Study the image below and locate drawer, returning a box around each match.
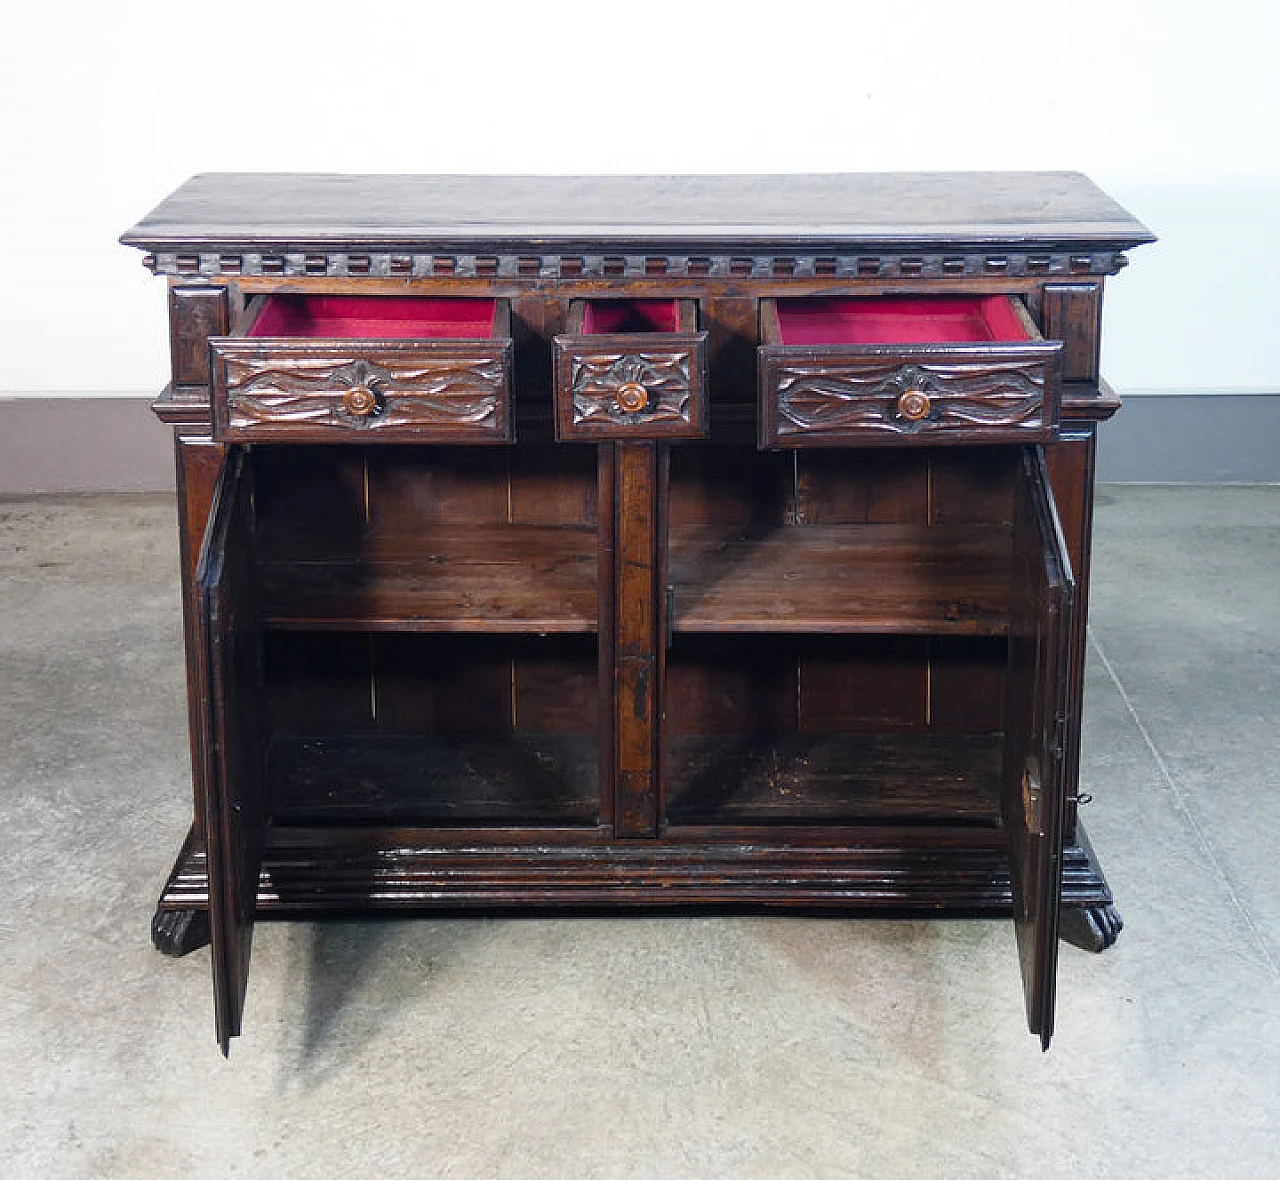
[553,299,708,441]
[210,296,513,443]
[758,296,1062,448]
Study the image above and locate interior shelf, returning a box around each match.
[669,523,1012,635]
[267,734,600,826]
[256,522,598,633]
[665,733,1003,826]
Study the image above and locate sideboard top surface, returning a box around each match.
[121,172,1154,253]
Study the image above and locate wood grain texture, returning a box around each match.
[255,523,598,632]
[1045,425,1097,841]
[130,173,1145,1051]
[211,340,513,443]
[267,735,599,825]
[123,172,1155,251]
[195,450,266,1053]
[153,824,1117,909]
[665,733,1002,825]
[761,352,1063,448]
[554,301,708,441]
[1003,447,1074,1048]
[173,434,225,857]
[611,443,665,836]
[170,285,227,390]
[669,523,1012,634]
[122,174,1154,282]
[1042,282,1102,383]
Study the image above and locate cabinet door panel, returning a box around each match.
[1006,447,1075,1048]
[196,448,266,1054]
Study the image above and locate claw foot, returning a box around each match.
[1060,903,1123,952]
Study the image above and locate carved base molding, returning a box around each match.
[154,821,1116,931]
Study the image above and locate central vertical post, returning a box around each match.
[610,441,667,837]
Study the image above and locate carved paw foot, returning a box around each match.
[1060,903,1124,953]
[151,908,210,957]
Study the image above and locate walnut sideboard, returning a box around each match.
[121,173,1153,1053]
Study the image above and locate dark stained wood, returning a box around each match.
[176,434,228,583]
[669,445,791,529]
[1042,283,1102,383]
[665,733,1002,826]
[122,172,1156,252]
[267,735,599,826]
[611,443,665,837]
[210,300,513,444]
[670,523,1013,634]
[553,300,709,441]
[665,636,799,737]
[1004,448,1074,1048]
[759,298,1064,448]
[156,823,1117,909]
[514,639,600,735]
[596,444,617,829]
[800,636,929,732]
[152,904,211,957]
[794,450,931,525]
[130,172,1147,1052]
[265,632,377,735]
[701,296,758,403]
[253,445,368,533]
[928,447,1017,525]
[929,637,1006,733]
[509,444,599,526]
[1060,902,1124,952]
[255,523,599,633]
[172,434,226,866]
[169,285,227,391]
[365,446,508,526]
[372,635,510,736]
[1045,425,1096,841]
[195,450,266,1054]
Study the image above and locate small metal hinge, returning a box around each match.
[1051,714,1069,760]
[1022,758,1044,837]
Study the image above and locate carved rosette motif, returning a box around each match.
[570,350,694,429]
[215,346,509,439]
[773,359,1048,440]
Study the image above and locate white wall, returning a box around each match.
[2,0,1276,397]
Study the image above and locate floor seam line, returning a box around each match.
[1089,624,1280,979]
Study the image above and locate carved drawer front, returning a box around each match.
[553,299,708,441]
[210,296,513,443]
[759,296,1062,448]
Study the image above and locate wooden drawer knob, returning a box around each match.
[896,388,931,421]
[615,381,651,414]
[342,383,380,417]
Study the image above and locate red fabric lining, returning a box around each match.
[581,299,681,335]
[774,296,1031,345]
[249,296,498,339]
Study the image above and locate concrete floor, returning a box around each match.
[1,486,1277,1179]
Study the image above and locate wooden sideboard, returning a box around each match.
[121,173,1153,1053]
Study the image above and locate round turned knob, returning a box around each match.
[896,388,932,421]
[342,383,380,417]
[615,381,651,414]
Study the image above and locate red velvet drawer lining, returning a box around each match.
[249,296,499,340]
[774,296,1032,346]
[580,299,681,335]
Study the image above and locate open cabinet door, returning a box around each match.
[1005,447,1075,1049]
[194,448,266,1055]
